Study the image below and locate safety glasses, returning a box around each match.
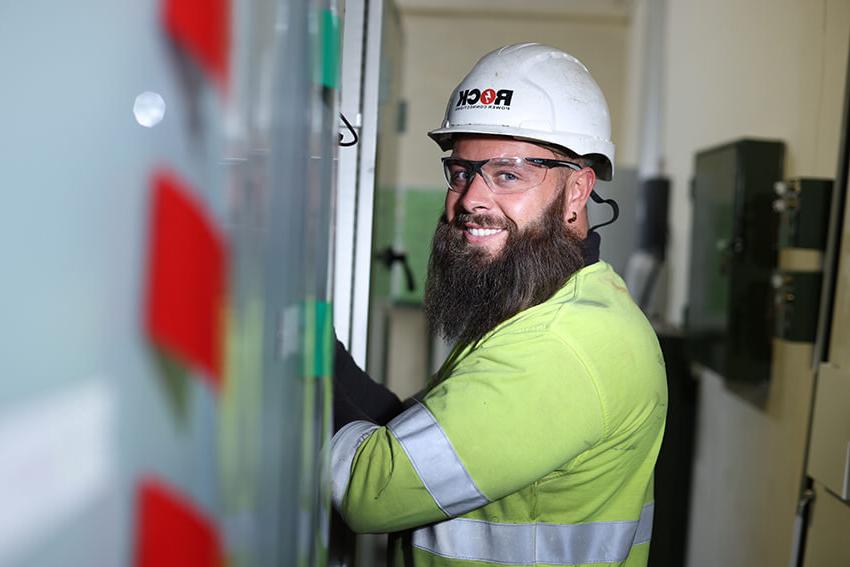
[441,157,582,195]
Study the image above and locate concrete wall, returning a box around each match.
[659,0,850,564]
[664,0,850,325]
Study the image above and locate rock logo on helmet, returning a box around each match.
[455,88,513,109]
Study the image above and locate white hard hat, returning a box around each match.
[428,43,615,181]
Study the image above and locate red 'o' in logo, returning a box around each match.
[480,89,496,105]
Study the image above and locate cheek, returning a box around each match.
[502,187,561,228]
[444,192,460,221]
[498,197,540,228]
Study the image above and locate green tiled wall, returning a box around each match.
[371,183,398,300]
[397,188,445,304]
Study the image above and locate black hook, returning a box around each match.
[338,113,359,147]
[375,247,416,292]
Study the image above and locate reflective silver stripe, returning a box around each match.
[387,401,489,516]
[412,502,655,565]
[633,501,654,545]
[330,420,379,509]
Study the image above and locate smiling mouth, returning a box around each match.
[466,227,504,237]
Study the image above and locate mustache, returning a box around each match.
[450,213,516,231]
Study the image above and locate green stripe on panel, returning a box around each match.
[320,9,339,89]
[303,300,333,379]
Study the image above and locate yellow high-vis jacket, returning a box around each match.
[331,261,668,566]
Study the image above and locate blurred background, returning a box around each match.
[1,0,849,565]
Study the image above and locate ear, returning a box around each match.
[563,167,596,222]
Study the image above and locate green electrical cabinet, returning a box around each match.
[685,139,785,383]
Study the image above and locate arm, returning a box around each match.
[333,338,403,431]
[330,331,605,533]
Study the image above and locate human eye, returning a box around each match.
[492,165,527,185]
[448,166,470,184]
[495,170,519,182]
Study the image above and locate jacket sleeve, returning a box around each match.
[333,338,403,432]
[330,331,606,533]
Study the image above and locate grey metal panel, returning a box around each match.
[0,0,337,564]
[333,0,367,350]
[350,0,385,369]
[0,2,224,564]
[333,0,403,376]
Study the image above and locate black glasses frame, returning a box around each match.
[441,157,583,193]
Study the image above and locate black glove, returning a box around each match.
[333,338,403,432]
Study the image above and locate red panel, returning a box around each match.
[146,169,226,390]
[135,478,223,567]
[162,0,230,90]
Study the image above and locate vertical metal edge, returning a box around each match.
[844,442,850,501]
[332,0,366,350]
[794,33,850,567]
[788,484,815,567]
[637,0,667,180]
[349,0,384,368]
[813,34,850,369]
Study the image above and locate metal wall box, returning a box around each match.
[773,271,823,341]
[685,139,785,382]
[807,364,850,501]
[775,178,833,250]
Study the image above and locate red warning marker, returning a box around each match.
[145,169,227,391]
[135,478,223,567]
[162,0,231,90]
[481,88,496,105]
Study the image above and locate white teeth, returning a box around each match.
[468,227,503,237]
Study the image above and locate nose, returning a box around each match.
[457,170,494,213]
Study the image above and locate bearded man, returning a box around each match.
[331,43,668,567]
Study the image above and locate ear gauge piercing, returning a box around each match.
[567,211,577,224]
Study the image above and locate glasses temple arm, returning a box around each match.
[588,190,620,232]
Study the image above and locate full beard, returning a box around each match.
[424,191,586,347]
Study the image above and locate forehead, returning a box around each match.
[450,135,556,160]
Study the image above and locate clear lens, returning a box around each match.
[443,160,473,190]
[442,157,548,194]
[483,158,546,192]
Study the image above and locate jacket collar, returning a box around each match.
[582,230,601,266]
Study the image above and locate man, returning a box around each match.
[331,43,667,566]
